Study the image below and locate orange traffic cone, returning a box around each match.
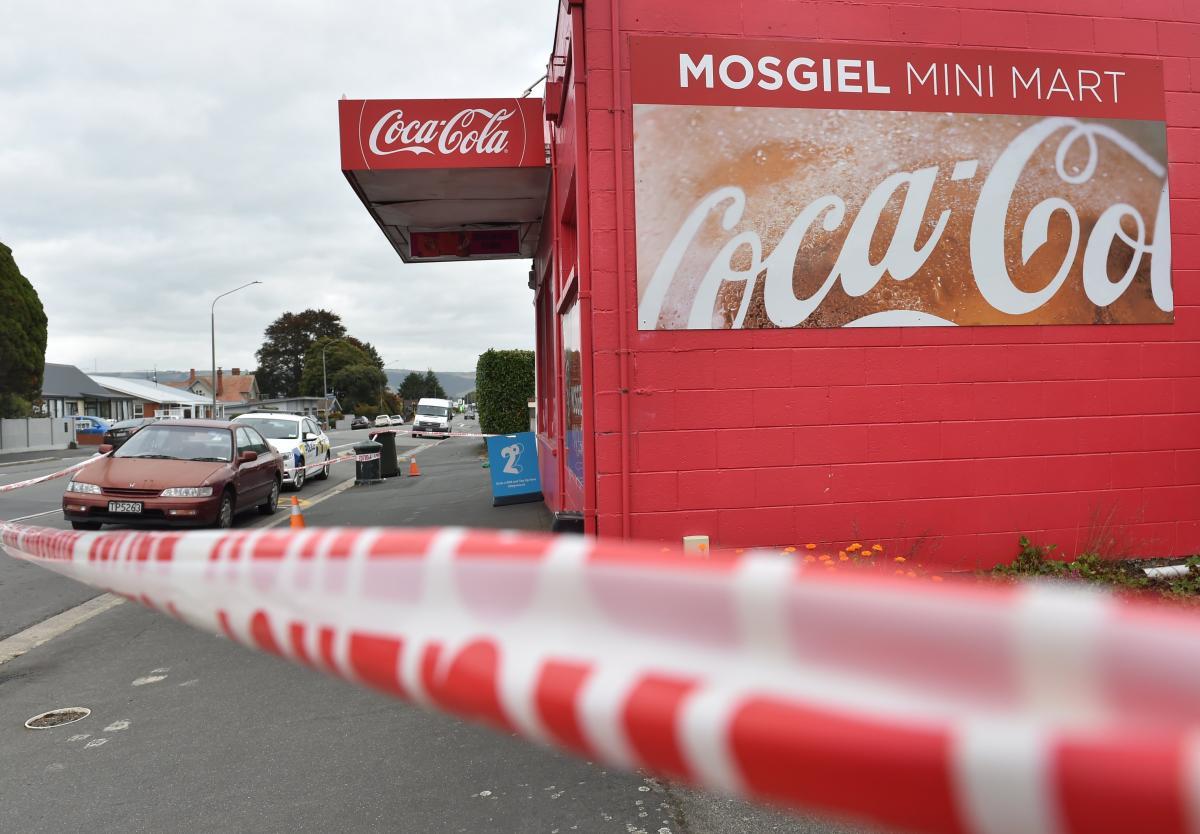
[289,495,305,528]
[408,457,421,477]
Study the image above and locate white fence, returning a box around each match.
[0,418,74,454]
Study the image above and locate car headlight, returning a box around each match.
[160,486,214,498]
[66,481,101,494]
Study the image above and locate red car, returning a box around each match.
[62,420,284,530]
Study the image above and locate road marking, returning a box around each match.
[103,720,130,732]
[0,594,124,666]
[0,456,56,469]
[131,673,167,686]
[84,738,108,749]
[6,508,62,523]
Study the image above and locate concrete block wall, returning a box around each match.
[580,0,1200,568]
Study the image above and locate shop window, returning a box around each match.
[561,298,584,486]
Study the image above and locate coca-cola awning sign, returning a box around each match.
[631,37,1172,330]
[340,98,545,171]
[339,98,550,263]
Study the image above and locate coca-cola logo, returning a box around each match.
[368,107,515,157]
[636,112,1171,330]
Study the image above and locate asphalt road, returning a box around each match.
[0,417,878,834]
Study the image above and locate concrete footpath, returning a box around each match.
[305,433,554,532]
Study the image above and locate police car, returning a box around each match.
[231,412,331,491]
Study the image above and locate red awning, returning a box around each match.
[340,98,549,263]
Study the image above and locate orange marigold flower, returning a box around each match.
[837,550,847,559]
[931,576,945,583]
[893,556,907,563]
[839,555,849,562]
[819,553,832,561]
[848,542,862,551]
[735,548,745,555]
[804,543,817,550]
[872,544,884,551]
[803,555,816,563]
[784,546,797,553]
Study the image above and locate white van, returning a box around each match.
[412,398,452,438]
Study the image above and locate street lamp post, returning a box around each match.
[210,281,262,419]
[321,344,329,428]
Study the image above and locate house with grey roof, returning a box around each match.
[37,363,133,420]
[90,375,219,420]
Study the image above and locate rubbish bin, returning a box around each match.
[354,439,383,485]
[369,429,400,478]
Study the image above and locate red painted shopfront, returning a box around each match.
[343,0,1199,570]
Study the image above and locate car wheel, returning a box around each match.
[314,454,330,480]
[71,521,102,531]
[291,462,306,492]
[258,478,280,515]
[214,491,235,529]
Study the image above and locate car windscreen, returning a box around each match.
[234,417,299,440]
[416,405,449,418]
[109,419,146,430]
[112,426,232,462]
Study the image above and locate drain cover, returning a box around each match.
[25,707,91,730]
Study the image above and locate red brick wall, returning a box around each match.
[580,0,1200,568]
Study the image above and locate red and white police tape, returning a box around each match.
[368,428,502,440]
[2,518,1199,834]
[0,454,100,493]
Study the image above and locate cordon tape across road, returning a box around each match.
[3,457,1200,834]
[0,454,101,493]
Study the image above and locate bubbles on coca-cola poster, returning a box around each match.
[633,105,1171,330]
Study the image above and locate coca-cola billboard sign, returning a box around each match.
[631,37,1171,330]
[340,98,544,171]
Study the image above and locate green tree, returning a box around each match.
[422,369,447,399]
[0,243,48,418]
[398,371,425,402]
[254,310,345,398]
[342,335,384,370]
[299,337,383,399]
[475,349,534,435]
[330,363,387,409]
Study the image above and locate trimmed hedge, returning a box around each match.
[476,349,534,436]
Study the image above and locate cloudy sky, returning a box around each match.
[0,1,555,375]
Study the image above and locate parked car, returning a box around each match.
[102,417,159,450]
[61,420,283,530]
[389,414,405,426]
[350,416,371,430]
[465,408,477,420]
[232,412,331,491]
[70,415,110,434]
[412,397,453,437]
[374,415,391,428]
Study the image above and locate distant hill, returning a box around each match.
[384,369,476,399]
[99,369,477,399]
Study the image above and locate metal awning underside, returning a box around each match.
[343,165,550,263]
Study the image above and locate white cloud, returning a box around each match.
[0,1,556,373]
